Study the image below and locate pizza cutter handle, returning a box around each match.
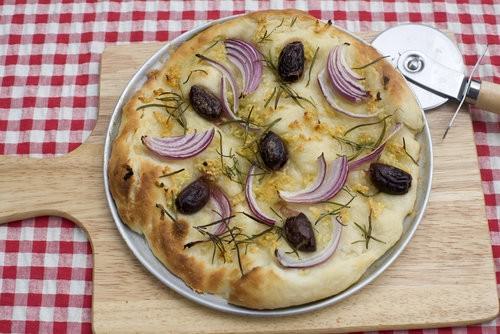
[473,80,500,114]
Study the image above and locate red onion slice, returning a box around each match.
[226,51,249,93]
[279,153,327,200]
[245,165,276,226]
[220,77,260,131]
[147,131,207,153]
[225,39,262,94]
[196,54,239,116]
[328,47,366,102]
[327,44,368,102]
[210,185,232,235]
[147,131,198,147]
[220,77,236,120]
[339,44,364,80]
[349,122,402,170]
[279,156,348,204]
[276,216,343,268]
[318,69,382,119]
[142,128,215,159]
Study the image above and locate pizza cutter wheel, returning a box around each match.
[372,24,500,137]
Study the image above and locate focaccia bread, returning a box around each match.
[108,9,424,309]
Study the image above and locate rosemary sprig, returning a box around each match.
[186,212,282,274]
[155,203,177,223]
[227,225,244,274]
[159,168,185,178]
[344,115,392,137]
[186,215,236,263]
[216,130,245,185]
[239,117,282,153]
[290,16,298,27]
[306,47,319,87]
[333,136,373,161]
[182,69,208,84]
[262,50,278,76]
[258,18,285,43]
[334,114,389,161]
[351,210,385,249]
[274,87,283,109]
[315,190,356,225]
[260,117,282,137]
[136,103,174,111]
[373,116,388,148]
[343,115,392,137]
[262,51,315,110]
[158,91,182,98]
[278,83,316,109]
[218,119,259,127]
[194,214,236,230]
[269,207,283,220]
[402,138,419,165]
[137,92,188,133]
[264,87,277,108]
[239,211,284,242]
[204,39,221,52]
[155,96,183,102]
[242,106,254,144]
[352,55,390,70]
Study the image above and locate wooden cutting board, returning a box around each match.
[0,31,498,333]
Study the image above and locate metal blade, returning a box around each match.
[397,50,466,101]
[371,24,466,110]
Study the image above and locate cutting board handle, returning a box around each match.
[0,143,102,225]
[0,155,71,223]
[475,80,500,114]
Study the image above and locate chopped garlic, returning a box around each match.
[368,198,384,218]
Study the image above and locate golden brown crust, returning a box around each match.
[108,9,424,309]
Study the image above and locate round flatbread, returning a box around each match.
[108,9,424,309]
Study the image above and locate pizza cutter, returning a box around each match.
[371,24,500,138]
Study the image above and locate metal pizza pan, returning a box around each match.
[103,14,433,316]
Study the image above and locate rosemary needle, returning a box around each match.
[442,45,488,140]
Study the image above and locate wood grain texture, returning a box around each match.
[476,80,500,114]
[0,31,497,333]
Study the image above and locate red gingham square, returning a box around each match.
[0,1,498,333]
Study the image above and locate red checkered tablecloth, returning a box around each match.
[0,1,498,333]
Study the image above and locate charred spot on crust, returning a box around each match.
[383,75,390,89]
[172,219,189,240]
[376,92,381,101]
[123,165,134,181]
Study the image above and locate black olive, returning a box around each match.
[189,85,222,121]
[283,213,316,252]
[259,131,288,171]
[175,178,210,214]
[369,163,412,195]
[278,41,304,83]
